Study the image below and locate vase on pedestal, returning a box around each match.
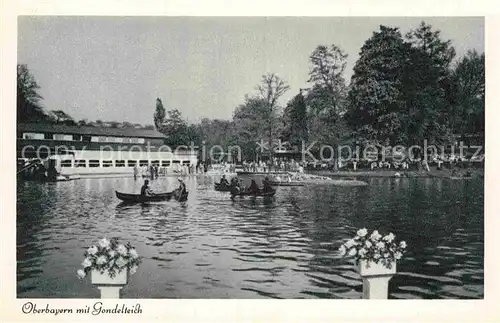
[357,260,396,299]
[91,269,128,298]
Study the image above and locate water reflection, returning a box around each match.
[17,176,483,299]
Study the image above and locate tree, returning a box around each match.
[122,121,134,128]
[161,109,190,147]
[78,119,88,126]
[153,98,166,131]
[108,121,122,128]
[402,21,457,145]
[233,96,273,161]
[282,90,308,149]
[255,73,290,157]
[51,110,76,125]
[449,50,485,139]
[346,25,408,146]
[308,44,348,115]
[17,64,51,122]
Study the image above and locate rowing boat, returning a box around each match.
[116,189,188,203]
[115,190,173,203]
[214,182,233,191]
[230,190,276,197]
[269,181,304,187]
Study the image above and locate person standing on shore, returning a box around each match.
[133,164,139,180]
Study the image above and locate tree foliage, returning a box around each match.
[346,25,407,146]
[308,45,348,115]
[153,98,166,131]
[17,64,52,123]
[51,110,76,125]
[448,50,485,139]
[256,73,290,154]
[282,90,308,148]
[402,22,456,145]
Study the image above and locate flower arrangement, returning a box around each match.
[338,228,407,269]
[77,238,141,279]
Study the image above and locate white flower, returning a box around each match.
[356,228,368,237]
[108,250,116,258]
[376,242,385,249]
[96,255,107,265]
[395,251,403,260]
[338,245,347,256]
[348,248,357,256]
[400,241,407,249]
[358,248,367,257]
[129,248,139,259]
[373,253,381,259]
[99,238,111,249]
[77,269,86,279]
[130,265,138,275]
[117,244,128,256]
[370,230,382,241]
[345,239,356,248]
[87,246,98,255]
[116,256,127,268]
[383,253,390,258]
[82,258,92,268]
[365,240,372,248]
[383,233,395,242]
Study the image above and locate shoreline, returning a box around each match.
[308,168,484,178]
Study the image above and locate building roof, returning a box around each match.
[17,122,167,139]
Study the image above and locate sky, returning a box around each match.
[18,16,484,125]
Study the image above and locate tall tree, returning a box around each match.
[402,21,456,145]
[346,25,408,146]
[449,50,485,139]
[233,96,273,161]
[256,73,290,157]
[154,98,166,131]
[308,44,348,115]
[161,109,190,147]
[282,90,308,150]
[17,64,51,122]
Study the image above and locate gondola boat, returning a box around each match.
[115,190,173,203]
[230,190,276,197]
[269,181,304,187]
[115,189,188,203]
[214,183,232,191]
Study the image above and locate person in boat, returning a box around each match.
[220,175,230,187]
[230,177,241,194]
[177,178,187,195]
[140,179,154,196]
[247,179,260,194]
[262,177,273,193]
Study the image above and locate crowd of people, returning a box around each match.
[133,163,203,179]
[241,158,304,173]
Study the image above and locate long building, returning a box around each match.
[17,123,198,177]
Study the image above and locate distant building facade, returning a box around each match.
[17,123,198,177]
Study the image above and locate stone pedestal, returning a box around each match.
[358,260,396,299]
[91,269,128,299]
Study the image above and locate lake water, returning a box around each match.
[16,175,484,299]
